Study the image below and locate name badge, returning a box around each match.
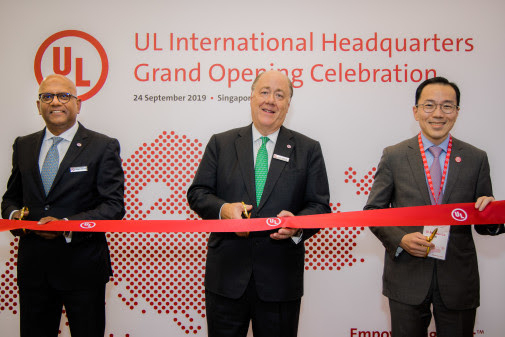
[70,166,88,173]
[423,225,450,260]
[273,154,289,162]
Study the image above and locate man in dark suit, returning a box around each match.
[364,77,503,337]
[1,74,125,337]
[187,70,330,337]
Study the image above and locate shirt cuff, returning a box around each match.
[63,218,72,243]
[395,246,404,257]
[291,229,303,244]
[9,210,18,220]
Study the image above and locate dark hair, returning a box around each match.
[415,76,460,106]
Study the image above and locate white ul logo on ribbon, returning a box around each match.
[80,222,96,229]
[451,208,468,221]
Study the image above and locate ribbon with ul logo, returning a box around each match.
[0,201,504,233]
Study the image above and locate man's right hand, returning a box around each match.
[12,208,29,220]
[221,202,253,237]
[400,232,435,258]
[10,209,31,236]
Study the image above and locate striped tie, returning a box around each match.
[255,136,269,206]
[41,137,64,195]
[428,146,443,205]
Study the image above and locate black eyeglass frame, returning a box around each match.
[38,92,78,104]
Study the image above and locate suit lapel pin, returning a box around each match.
[77,143,82,147]
[287,144,291,149]
[455,156,461,163]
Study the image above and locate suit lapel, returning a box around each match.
[31,130,46,197]
[235,126,256,205]
[406,136,432,205]
[48,124,89,195]
[442,137,462,204]
[258,126,293,209]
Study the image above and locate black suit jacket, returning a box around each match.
[187,125,330,301]
[1,123,125,290]
[364,136,503,310]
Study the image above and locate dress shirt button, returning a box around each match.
[44,205,50,211]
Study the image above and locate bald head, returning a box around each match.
[39,74,78,96]
[251,70,293,99]
[36,74,81,136]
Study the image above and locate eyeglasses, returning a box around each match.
[416,102,459,114]
[38,92,78,104]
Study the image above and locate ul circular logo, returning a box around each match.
[451,208,468,222]
[80,222,96,229]
[34,30,108,101]
[266,218,282,227]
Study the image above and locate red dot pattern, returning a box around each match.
[0,238,18,314]
[304,203,366,270]
[344,166,376,196]
[108,131,205,335]
[122,131,202,220]
[0,132,373,336]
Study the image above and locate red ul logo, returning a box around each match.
[451,208,468,221]
[34,30,108,101]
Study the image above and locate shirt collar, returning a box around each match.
[420,132,450,153]
[43,122,79,143]
[252,124,280,144]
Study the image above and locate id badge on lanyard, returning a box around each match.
[419,133,452,260]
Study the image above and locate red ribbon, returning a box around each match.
[1,201,504,233]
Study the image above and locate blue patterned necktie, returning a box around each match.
[41,136,64,195]
[255,136,269,206]
[428,146,443,205]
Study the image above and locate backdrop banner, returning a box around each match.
[1,1,505,336]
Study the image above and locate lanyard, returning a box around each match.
[418,132,452,205]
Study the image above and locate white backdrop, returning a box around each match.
[1,1,505,336]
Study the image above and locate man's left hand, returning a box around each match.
[475,196,495,211]
[34,217,63,239]
[270,210,301,240]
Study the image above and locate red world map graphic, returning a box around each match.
[0,131,375,335]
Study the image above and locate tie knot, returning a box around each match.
[52,137,64,146]
[428,146,443,158]
[260,136,269,146]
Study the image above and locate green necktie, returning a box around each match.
[255,136,269,206]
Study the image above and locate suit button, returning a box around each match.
[44,205,50,211]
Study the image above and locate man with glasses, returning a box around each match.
[1,74,125,337]
[364,76,503,337]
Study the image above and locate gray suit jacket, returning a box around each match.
[187,124,330,301]
[364,135,502,310]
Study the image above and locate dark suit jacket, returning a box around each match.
[1,123,125,290]
[364,135,503,310]
[187,124,330,302]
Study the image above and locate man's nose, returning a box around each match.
[432,104,444,116]
[50,96,63,105]
[265,92,275,104]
